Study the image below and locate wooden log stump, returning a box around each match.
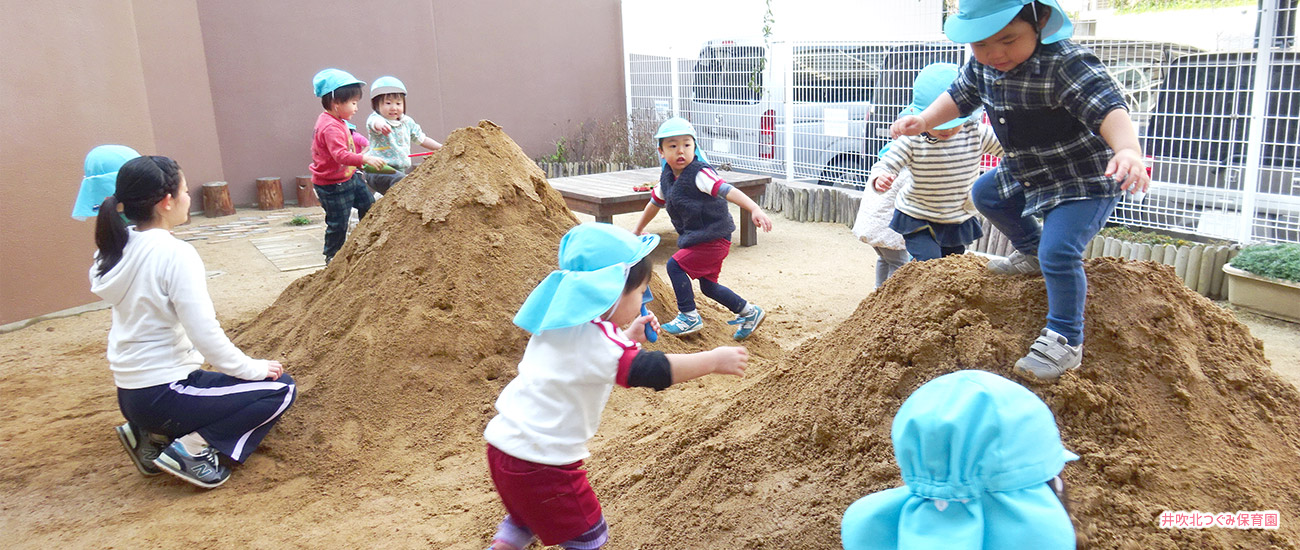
[202,181,235,218]
[295,176,319,207]
[256,177,284,210]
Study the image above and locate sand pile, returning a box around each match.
[228,121,779,533]
[592,255,1300,549]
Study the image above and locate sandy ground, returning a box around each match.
[2,200,1298,549]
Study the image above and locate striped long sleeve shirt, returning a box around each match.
[869,122,1003,224]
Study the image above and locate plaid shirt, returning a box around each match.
[948,40,1127,216]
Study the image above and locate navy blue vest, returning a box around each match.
[659,160,735,249]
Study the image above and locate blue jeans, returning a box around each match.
[972,170,1118,346]
[666,258,746,314]
[872,247,910,288]
[315,172,374,260]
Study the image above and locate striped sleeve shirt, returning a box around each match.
[869,123,1002,224]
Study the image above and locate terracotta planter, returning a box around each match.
[1223,265,1300,323]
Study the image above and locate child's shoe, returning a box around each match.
[115,422,169,476]
[728,305,766,340]
[1012,329,1082,383]
[661,313,704,336]
[988,250,1041,276]
[154,441,230,489]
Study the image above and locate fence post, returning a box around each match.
[781,41,795,182]
[1237,1,1279,243]
[669,46,681,118]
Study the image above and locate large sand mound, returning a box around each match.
[590,255,1300,549]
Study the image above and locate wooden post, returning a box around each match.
[256,177,284,210]
[295,176,319,207]
[202,181,235,218]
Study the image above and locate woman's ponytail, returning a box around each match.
[93,196,130,277]
[91,156,183,277]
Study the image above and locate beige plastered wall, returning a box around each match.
[0,0,626,325]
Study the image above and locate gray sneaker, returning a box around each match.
[116,422,170,476]
[154,441,230,489]
[1013,329,1082,382]
[988,250,1041,276]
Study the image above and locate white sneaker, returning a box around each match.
[988,250,1041,276]
[1013,329,1082,382]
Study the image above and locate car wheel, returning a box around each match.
[818,156,868,189]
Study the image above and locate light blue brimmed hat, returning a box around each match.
[944,0,1073,45]
[654,117,711,166]
[72,145,141,220]
[842,370,1078,550]
[313,68,365,97]
[514,223,659,334]
[901,63,983,131]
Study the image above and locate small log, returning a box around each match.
[202,181,235,218]
[295,176,319,207]
[256,177,284,210]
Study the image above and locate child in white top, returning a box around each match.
[364,76,442,194]
[91,156,295,489]
[870,62,1003,262]
[483,222,746,550]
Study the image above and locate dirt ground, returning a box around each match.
[3,126,1300,549]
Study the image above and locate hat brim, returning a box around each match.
[842,483,1075,549]
[513,232,659,333]
[944,0,1073,44]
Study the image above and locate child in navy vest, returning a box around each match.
[632,118,773,340]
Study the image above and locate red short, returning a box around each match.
[671,238,731,282]
[486,444,603,545]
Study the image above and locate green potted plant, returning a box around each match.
[1223,243,1300,322]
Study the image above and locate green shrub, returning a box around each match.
[287,215,312,226]
[1098,226,1191,247]
[1230,243,1300,283]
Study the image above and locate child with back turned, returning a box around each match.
[483,222,747,550]
[870,62,1003,262]
[891,0,1150,382]
[364,75,442,195]
[633,117,773,340]
[310,68,388,263]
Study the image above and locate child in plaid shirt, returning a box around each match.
[891,0,1150,382]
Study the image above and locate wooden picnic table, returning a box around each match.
[547,167,771,247]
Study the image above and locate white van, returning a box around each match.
[687,39,882,188]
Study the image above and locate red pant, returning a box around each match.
[486,444,603,545]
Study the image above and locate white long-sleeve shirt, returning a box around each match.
[869,123,1002,224]
[90,228,270,389]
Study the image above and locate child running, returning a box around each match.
[483,222,747,550]
[91,156,296,489]
[841,370,1077,549]
[364,75,442,195]
[310,68,388,263]
[871,62,1003,262]
[892,0,1150,382]
[632,117,773,340]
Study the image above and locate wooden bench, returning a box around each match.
[548,167,771,247]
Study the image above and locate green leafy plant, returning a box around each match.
[538,137,570,164]
[1112,0,1250,14]
[1230,243,1300,283]
[748,0,775,95]
[1098,226,1192,247]
[287,215,312,226]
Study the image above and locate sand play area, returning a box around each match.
[4,122,1300,549]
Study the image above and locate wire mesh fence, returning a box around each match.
[626,2,1300,245]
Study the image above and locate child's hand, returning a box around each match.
[891,114,927,139]
[625,313,659,344]
[265,360,285,380]
[1106,149,1150,194]
[363,155,387,170]
[708,346,748,377]
[751,209,773,232]
[369,119,392,136]
[873,174,896,192]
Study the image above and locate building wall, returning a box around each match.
[0,0,625,325]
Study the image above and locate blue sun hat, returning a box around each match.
[312,68,365,97]
[901,63,984,131]
[842,370,1078,550]
[654,117,711,166]
[514,223,659,334]
[72,145,141,220]
[371,76,407,96]
[944,0,1073,45]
